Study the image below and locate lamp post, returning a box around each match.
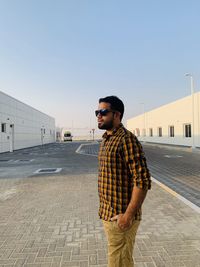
[92,128,95,141]
[140,102,145,142]
[185,73,195,149]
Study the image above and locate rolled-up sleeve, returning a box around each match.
[121,134,151,190]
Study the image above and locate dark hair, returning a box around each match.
[99,96,124,121]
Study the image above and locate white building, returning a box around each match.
[0,91,55,153]
[127,92,200,148]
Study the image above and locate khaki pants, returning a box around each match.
[103,220,140,267]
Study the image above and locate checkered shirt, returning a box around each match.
[98,124,151,221]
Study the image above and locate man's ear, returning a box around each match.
[114,111,121,120]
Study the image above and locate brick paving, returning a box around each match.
[0,143,200,266]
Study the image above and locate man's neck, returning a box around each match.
[106,122,122,135]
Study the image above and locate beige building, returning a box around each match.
[127,92,200,148]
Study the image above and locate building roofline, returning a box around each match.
[127,91,200,121]
[0,90,55,121]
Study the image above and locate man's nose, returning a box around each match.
[97,113,102,118]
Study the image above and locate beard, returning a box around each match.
[98,120,114,130]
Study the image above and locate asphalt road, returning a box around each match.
[143,144,200,207]
[1,141,200,207]
[0,142,98,179]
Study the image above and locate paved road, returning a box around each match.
[0,142,200,267]
[77,142,200,207]
[0,142,98,179]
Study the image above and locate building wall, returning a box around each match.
[0,91,55,153]
[127,92,200,148]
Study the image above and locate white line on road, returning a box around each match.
[76,143,98,157]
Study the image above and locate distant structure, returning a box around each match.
[127,92,200,148]
[0,91,55,153]
[56,127,102,142]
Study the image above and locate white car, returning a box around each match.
[63,132,72,142]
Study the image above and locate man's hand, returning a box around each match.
[110,187,147,231]
[111,214,133,230]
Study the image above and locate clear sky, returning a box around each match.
[0,0,200,133]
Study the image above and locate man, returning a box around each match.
[96,96,151,267]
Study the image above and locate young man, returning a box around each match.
[96,96,151,267]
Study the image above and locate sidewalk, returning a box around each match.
[0,173,200,267]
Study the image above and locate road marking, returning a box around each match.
[164,155,183,158]
[76,143,98,157]
[151,177,200,214]
[34,168,62,174]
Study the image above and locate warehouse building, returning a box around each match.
[0,91,55,153]
[127,92,200,148]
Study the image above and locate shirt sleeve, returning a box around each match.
[121,134,151,190]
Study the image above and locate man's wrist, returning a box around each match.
[124,208,136,221]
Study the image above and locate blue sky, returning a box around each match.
[0,0,200,132]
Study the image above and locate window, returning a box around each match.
[149,128,153,137]
[136,128,140,137]
[1,123,6,133]
[158,127,162,137]
[64,133,71,137]
[169,126,174,137]
[184,124,191,138]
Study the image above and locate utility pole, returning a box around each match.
[185,73,195,149]
[92,128,95,141]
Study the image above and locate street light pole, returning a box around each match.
[92,128,95,141]
[185,73,195,149]
[140,102,145,142]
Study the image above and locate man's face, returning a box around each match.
[96,102,115,130]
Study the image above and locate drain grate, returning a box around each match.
[13,159,35,163]
[0,159,12,162]
[34,168,62,174]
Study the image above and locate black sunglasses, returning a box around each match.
[95,109,115,117]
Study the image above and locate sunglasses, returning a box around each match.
[95,109,115,117]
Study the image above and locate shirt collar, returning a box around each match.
[102,123,123,139]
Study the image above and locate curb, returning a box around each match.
[151,176,200,214]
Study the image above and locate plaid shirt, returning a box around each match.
[98,124,151,221]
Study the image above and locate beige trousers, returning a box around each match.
[103,219,140,267]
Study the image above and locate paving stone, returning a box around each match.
[89,255,97,265]
[61,261,80,266]
[80,261,88,267]
[14,258,26,266]
[145,263,156,267]
[72,255,88,261]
